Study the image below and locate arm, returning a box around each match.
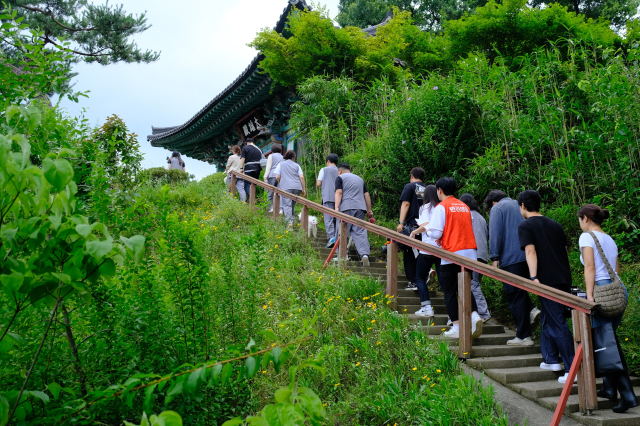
[364,192,373,219]
[524,244,539,282]
[582,246,596,302]
[300,175,306,196]
[264,156,273,182]
[410,223,428,238]
[239,157,246,174]
[316,179,322,188]
[489,209,502,268]
[397,201,410,232]
[335,189,343,211]
[276,174,281,183]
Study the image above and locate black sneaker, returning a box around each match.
[405,282,417,290]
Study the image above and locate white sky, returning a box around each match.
[60,0,341,180]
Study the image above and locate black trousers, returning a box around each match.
[439,263,478,322]
[402,234,421,283]
[243,170,260,198]
[501,261,535,339]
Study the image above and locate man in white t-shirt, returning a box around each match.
[426,177,483,339]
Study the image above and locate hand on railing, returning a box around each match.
[409,230,419,239]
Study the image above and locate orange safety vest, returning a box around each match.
[437,197,477,252]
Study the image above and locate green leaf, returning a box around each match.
[47,383,61,400]
[98,258,116,277]
[210,364,222,387]
[48,215,62,230]
[120,235,146,264]
[271,347,282,373]
[221,418,243,426]
[85,239,113,260]
[274,387,292,404]
[42,158,73,191]
[28,391,49,403]
[245,356,257,380]
[245,337,256,351]
[165,380,183,405]
[0,394,9,426]
[1,272,24,294]
[52,273,71,285]
[75,224,96,238]
[221,363,233,386]
[143,384,156,414]
[157,411,182,426]
[0,335,15,353]
[187,369,201,395]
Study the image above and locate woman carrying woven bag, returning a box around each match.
[578,204,637,413]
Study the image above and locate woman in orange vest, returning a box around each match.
[426,177,483,339]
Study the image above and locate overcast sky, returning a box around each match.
[60,0,341,180]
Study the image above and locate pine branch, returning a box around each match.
[18,5,96,32]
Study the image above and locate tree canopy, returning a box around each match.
[2,0,159,65]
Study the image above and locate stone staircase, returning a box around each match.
[310,231,640,426]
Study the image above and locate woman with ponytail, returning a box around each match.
[578,204,637,413]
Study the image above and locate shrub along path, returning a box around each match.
[309,230,640,426]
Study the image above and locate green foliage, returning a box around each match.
[142,167,191,185]
[0,9,82,110]
[531,0,640,29]
[2,0,159,65]
[445,0,619,65]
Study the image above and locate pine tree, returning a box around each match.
[2,0,159,65]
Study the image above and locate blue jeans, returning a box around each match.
[539,291,575,372]
[415,254,440,304]
[591,279,628,331]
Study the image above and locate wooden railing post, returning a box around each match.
[339,220,348,261]
[579,311,597,414]
[386,241,398,306]
[458,268,472,360]
[301,205,309,237]
[572,310,587,413]
[230,174,237,196]
[249,183,256,209]
[273,192,280,221]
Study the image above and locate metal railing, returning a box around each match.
[229,171,599,424]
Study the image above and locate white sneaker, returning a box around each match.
[558,373,577,384]
[405,282,417,290]
[280,210,284,215]
[530,307,541,325]
[415,305,435,317]
[506,337,535,346]
[361,255,370,267]
[443,327,459,338]
[540,362,563,372]
[446,317,453,326]
[471,313,483,339]
[268,208,274,213]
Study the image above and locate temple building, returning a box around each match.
[147,0,393,170]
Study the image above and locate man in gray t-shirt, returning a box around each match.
[275,150,306,226]
[334,163,373,267]
[316,153,340,247]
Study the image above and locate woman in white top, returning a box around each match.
[578,204,636,413]
[224,146,246,202]
[409,185,441,317]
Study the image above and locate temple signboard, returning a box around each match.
[236,111,264,140]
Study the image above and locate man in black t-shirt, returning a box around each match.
[397,167,425,290]
[239,138,263,201]
[517,190,575,384]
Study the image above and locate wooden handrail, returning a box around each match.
[231,171,597,314]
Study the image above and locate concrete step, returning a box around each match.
[408,314,449,325]
[397,289,439,298]
[466,353,543,370]
[510,377,640,400]
[485,366,564,385]
[436,333,516,346]
[464,344,542,358]
[538,388,640,415]
[569,405,640,426]
[424,324,506,335]
[399,304,448,314]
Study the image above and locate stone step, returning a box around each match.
[397,296,444,303]
[485,366,564,385]
[538,388,640,415]
[569,405,640,426]
[466,353,543,370]
[510,377,640,400]
[424,324,505,335]
[464,344,542,358]
[407,314,449,325]
[435,333,516,346]
[397,289,439,298]
[398,304,448,314]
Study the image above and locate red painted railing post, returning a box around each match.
[551,344,583,426]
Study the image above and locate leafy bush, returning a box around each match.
[142,167,191,185]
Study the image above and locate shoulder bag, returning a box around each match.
[587,231,627,318]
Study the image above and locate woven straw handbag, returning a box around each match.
[588,231,627,318]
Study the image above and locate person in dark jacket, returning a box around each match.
[485,190,540,346]
[397,167,425,291]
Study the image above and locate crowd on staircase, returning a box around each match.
[227,147,638,414]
